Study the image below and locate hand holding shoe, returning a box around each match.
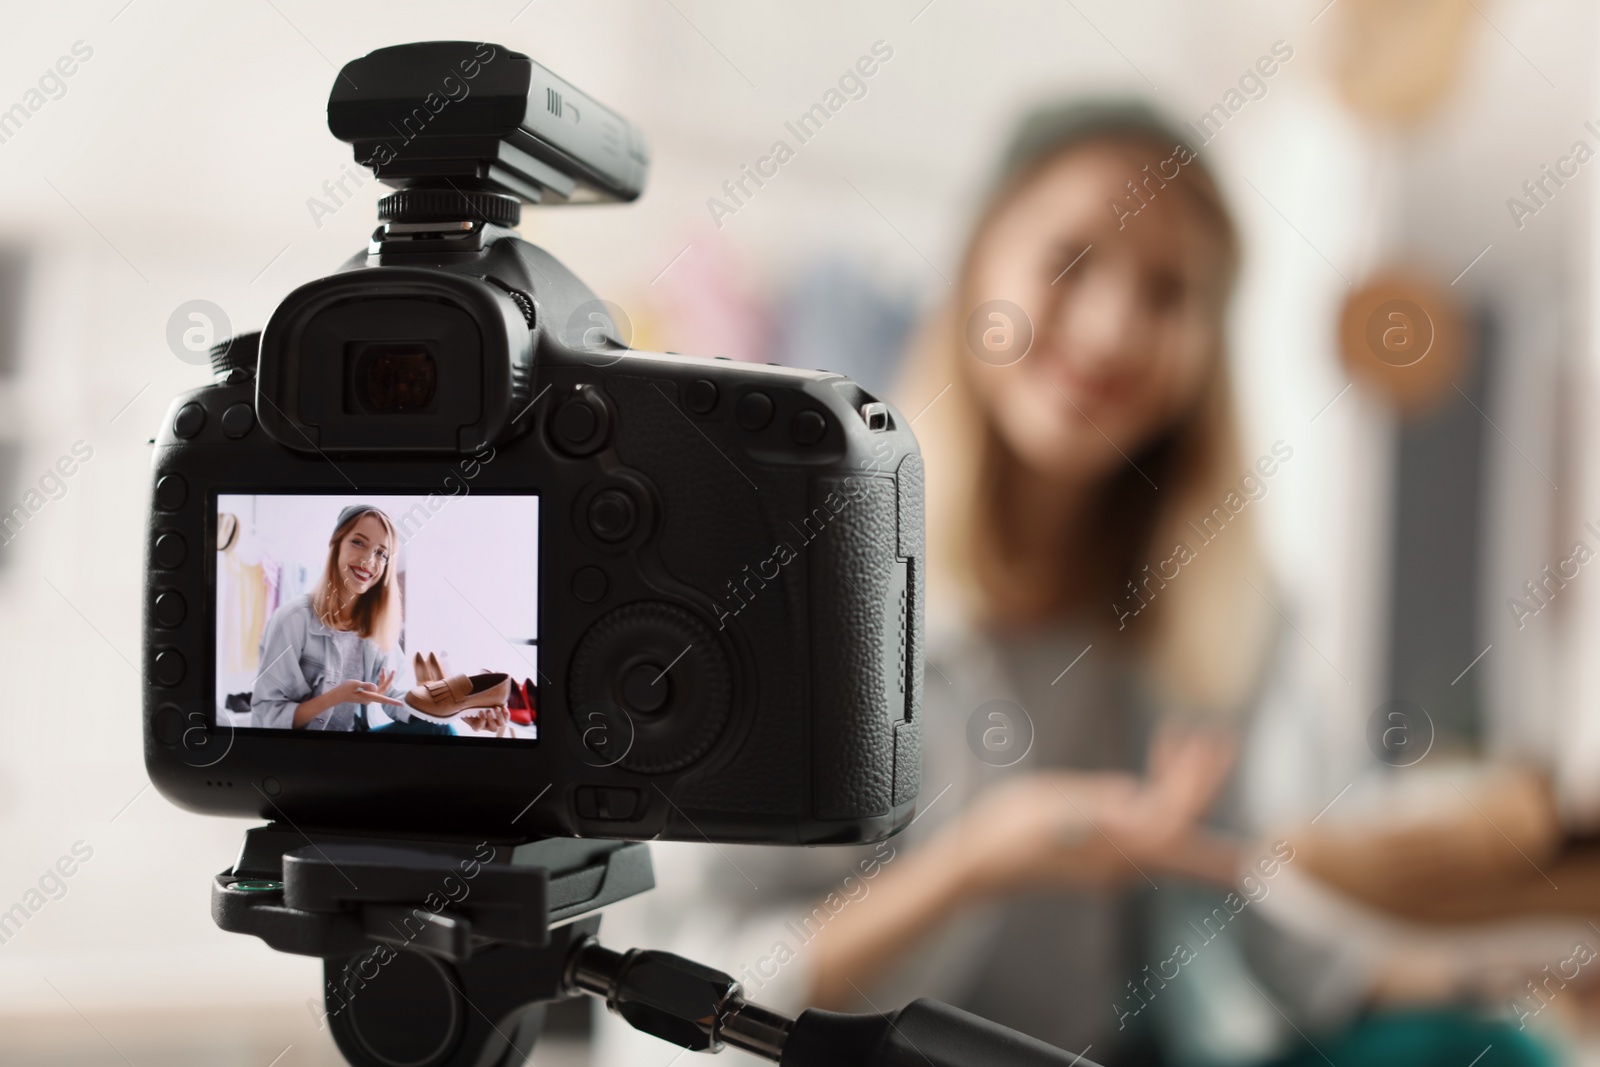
[460,706,510,736]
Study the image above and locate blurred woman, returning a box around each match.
[601,102,1557,1067]
[596,102,1299,1067]
[803,101,1278,1060]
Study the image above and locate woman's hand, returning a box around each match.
[460,706,510,736]
[947,726,1240,898]
[807,727,1238,1011]
[325,675,407,708]
[945,772,1145,895]
[291,672,406,727]
[1098,726,1239,873]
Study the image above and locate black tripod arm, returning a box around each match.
[566,938,1103,1067]
[781,999,1103,1067]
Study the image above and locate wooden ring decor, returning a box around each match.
[1338,268,1469,415]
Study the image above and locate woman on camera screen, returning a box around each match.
[249,504,414,731]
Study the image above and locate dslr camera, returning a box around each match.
[143,40,924,846]
[137,42,1095,1067]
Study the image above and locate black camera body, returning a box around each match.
[143,42,924,846]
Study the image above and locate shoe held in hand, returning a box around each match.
[405,672,512,721]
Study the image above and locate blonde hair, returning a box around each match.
[313,507,402,652]
[902,132,1273,718]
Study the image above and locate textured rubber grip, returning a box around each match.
[809,474,899,820]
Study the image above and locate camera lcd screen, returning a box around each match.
[214,493,539,741]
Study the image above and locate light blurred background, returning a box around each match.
[2,0,1600,1063]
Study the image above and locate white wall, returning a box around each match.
[0,0,1593,1047]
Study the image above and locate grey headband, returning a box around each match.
[990,98,1209,194]
[333,504,384,538]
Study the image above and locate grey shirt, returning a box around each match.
[595,619,1154,1063]
[594,616,1367,1067]
[250,594,409,731]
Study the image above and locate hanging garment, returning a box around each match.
[221,551,272,673]
[263,554,281,619]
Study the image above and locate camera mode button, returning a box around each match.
[791,410,827,445]
[153,589,187,628]
[736,391,774,431]
[221,403,255,439]
[173,402,206,439]
[154,532,188,570]
[153,705,184,746]
[152,648,186,688]
[575,785,642,821]
[154,474,188,511]
[685,379,719,414]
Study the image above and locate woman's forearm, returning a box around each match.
[807,831,976,1010]
[291,692,334,727]
[1160,832,1244,886]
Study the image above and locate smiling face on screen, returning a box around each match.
[336,513,393,597]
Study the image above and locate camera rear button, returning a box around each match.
[572,566,608,604]
[575,785,641,821]
[152,649,186,687]
[555,401,597,444]
[685,379,719,414]
[551,387,614,456]
[221,403,255,438]
[153,590,187,628]
[153,705,184,746]
[622,663,669,714]
[155,532,188,569]
[791,410,827,445]
[154,474,188,511]
[588,490,636,542]
[736,391,773,431]
[173,402,206,439]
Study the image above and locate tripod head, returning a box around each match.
[217,826,1101,1067]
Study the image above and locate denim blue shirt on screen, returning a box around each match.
[250,594,409,731]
